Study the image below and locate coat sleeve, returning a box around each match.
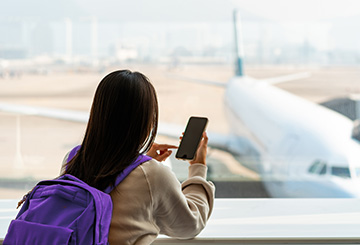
[145,161,215,239]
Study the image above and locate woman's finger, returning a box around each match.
[156,144,178,150]
[156,150,172,162]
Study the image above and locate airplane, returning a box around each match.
[1,10,360,198]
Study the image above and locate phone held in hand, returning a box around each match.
[176,116,208,160]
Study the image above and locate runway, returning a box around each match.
[0,64,359,198]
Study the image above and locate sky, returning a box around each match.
[1,0,360,62]
[233,0,360,22]
[1,0,360,22]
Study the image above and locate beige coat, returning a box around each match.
[108,160,215,244]
[62,157,215,244]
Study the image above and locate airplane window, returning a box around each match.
[308,160,326,175]
[331,167,351,179]
[308,161,321,173]
[319,164,327,175]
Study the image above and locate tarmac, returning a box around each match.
[0,64,359,199]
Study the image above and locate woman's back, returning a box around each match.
[62,70,215,244]
[109,159,214,244]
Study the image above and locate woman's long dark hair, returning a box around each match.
[64,70,158,190]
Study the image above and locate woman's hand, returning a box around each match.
[147,143,178,162]
[179,132,208,165]
[189,132,208,165]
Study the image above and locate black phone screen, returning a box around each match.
[176,116,208,160]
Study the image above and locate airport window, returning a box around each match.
[1,0,360,203]
[3,2,360,244]
[331,167,351,179]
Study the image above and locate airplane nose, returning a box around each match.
[347,180,360,197]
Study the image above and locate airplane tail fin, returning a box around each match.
[233,10,244,77]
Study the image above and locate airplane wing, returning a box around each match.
[167,72,311,87]
[166,73,227,87]
[158,122,230,149]
[259,72,311,84]
[158,121,257,156]
[0,103,89,123]
[0,102,248,156]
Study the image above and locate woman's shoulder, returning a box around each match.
[139,158,179,187]
[140,158,173,174]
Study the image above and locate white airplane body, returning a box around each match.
[224,75,360,197]
[1,10,360,197]
[168,10,360,197]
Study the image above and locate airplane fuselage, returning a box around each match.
[224,76,360,197]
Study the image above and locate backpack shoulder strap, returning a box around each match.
[67,145,81,163]
[65,145,152,194]
[103,155,152,194]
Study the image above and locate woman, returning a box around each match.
[63,70,215,244]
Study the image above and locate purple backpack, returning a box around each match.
[4,145,151,245]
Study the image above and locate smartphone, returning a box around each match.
[176,116,208,160]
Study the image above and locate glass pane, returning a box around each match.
[331,167,351,179]
[319,164,327,175]
[0,1,360,200]
[308,161,320,173]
